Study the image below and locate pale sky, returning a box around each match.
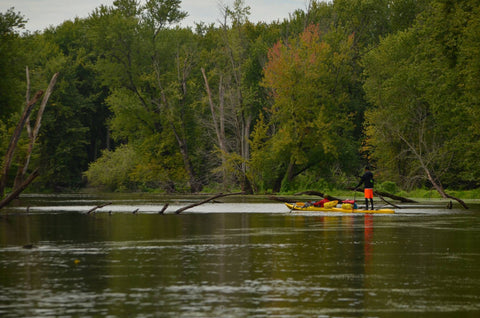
[0,0,308,32]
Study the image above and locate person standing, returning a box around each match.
[356,166,374,210]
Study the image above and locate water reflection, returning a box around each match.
[1,196,480,317]
[364,214,374,266]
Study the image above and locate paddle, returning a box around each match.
[353,189,357,211]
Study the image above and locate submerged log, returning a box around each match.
[444,193,468,209]
[346,187,417,203]
[158,203,169,214]
[0,169,40,209]
[86,202,112,214]
[373,190,417,203]
[175,192,245,214]
[375,193,402,209]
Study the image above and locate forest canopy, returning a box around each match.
[1,0,479,196]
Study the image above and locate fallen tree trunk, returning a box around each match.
[421,166,468,208]
[373,190,417,203]
[395,132,468,209]
[86,202,112,214]
[158,203,169,214]
[443,193,468,209]
[346,187,417,203]
[0,90,44,198]
[375,193,402,209]
[175,192,245,214]
[0,169,39,209]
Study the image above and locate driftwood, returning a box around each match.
[158,203,169,214]
[175,192,245,214]
[375,193,402,208]
[0,169,39,209]
[373,190,417,203]
[86,202,112,214]
[347,187,417,203]
[444,193,468,209]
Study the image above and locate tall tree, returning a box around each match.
[0,7,28,119]
[19,18,110,189]
[219,0,254,192]
[259,24,358,192]
[363,0,478,207]
[198,0,272,192]
[86,0,206,192]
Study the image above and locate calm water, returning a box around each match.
[1,194,480,317]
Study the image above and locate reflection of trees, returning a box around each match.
[2,211,479,315]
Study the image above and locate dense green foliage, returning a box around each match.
[0,8,28,119]
[363,0,480,190]
[1,0,479,194]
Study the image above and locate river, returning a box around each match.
[1,194,479,317]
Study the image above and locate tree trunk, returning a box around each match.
[396,132,468,208]
[219,7,252,193]
[154,60,201,193]
[25,66,32,138]
[372,190,417,203]
[0,90,44,198]
[0,169,39,209]
[424,166,468,209]
[170,122,202,192]
[240,114,253,194]
[201,67,228,185]
[175,192,244,214]
[85,202,112,214]
[158,203,169,214]
[14,73,58,189]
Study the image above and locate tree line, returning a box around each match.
[1,0,479,197]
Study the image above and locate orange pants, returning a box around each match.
[364,188,373,199]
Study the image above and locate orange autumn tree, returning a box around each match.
[249,24,358,192]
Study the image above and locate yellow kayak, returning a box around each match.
[285,202,395,214]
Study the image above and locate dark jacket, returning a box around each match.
[357,170,374,189]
